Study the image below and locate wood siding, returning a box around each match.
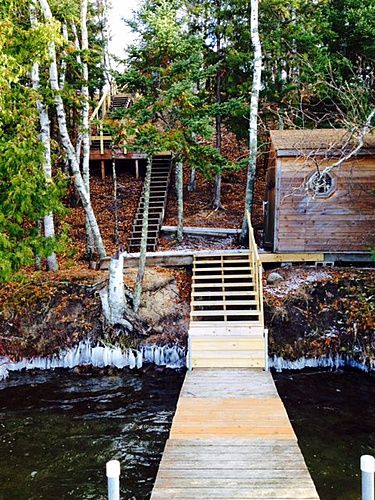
[263,145,277,248]
[274,157,375,252]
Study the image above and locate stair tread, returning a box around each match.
[193,283,255,288]
[192,300,258,306]
[194,266,252,272]
[190,310,260,317]
[191,350,264,357]
[194,273,253,278]
[192,290,257,296]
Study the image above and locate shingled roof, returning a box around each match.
[269,129,375,155]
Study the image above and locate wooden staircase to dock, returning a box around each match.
[127,155,173,253]
[188,215,267,369]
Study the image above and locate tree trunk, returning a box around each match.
[71,21,83,161]
[112,158,119,245]
[81,0,95,259]
[241,0,262,243]
[35,220,42,271]
[188,167,197,192]
[175,159,184,242]
[38,0,107,260]
[30,1,58,272]
[59,22,68,90]
[212,0,223,210]
[100,252,133,331]
[133,159,151,313]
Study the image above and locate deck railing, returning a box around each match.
[246,210,264,328]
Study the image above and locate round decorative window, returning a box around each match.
[307,172,335,198]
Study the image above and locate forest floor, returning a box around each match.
[63,129,266,262]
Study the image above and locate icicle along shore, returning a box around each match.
[1,343,374,382]
[0,342,186,381]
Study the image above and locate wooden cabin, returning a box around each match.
[263,129,375,253]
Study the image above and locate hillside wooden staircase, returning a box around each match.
[187,214,267,369]
[90,89,133,154]
[127,155,173,253]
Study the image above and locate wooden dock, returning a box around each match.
[151,369,320,499]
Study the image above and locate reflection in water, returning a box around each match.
[274,369,375,500]
[0,369,184,500]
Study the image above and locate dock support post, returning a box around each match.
[135,159,139,179]
[106,460,120,500]
[101,160,105,180]
[264,328,269,371]
[361,455,375,500]
[187,336,193,371]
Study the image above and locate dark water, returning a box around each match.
[274,369,375,500]
[0,369,184,500]
[0,368,373,500]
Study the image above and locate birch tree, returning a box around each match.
[175,159,184,242]
[30,1,58,272]
[133,159,152,313]
[38,0,107,260]
[80,0,95,259]
[241,0,262,242]
[212,0,224,210]
[0,0,64,282]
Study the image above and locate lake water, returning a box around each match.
[0,368,373,499]
[274,369,375,500]
[0,369,184,499]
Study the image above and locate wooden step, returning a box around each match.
[192,283,255,288]
[194,273,253,278]
[195,259,251,264]
[191,310,260,317]
[129,236,159,242]
[194,266,252,272]
[192,300,258,307]
[191,353,265,368]
[193,275,253,281]
[190,337,265,351]
[192,290,257,297]
[188,324,264,336]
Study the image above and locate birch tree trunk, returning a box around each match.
[133,159,152,313]
[59,22,68,90]
[81,0,95,259]
[30,1,58,272]
[38,0,107,260]
[175,159,184,242]
[112,158,119,245]
[212,1,223,210]
[99,252,133,330]
[241,0,262,242]
[71,21,83,161]
[188,167,197,192]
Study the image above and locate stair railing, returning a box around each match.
[246,210,264,328]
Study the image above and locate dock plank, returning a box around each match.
[151,369,319,499]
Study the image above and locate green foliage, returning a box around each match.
[115,0,234,177]
[0,0,66,282]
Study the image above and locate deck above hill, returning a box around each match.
[151,368,320,499]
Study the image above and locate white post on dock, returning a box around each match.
[106,460,121,500]
[361,455,375,500]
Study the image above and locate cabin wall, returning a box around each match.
[274,157,375,252]
[263,145,277,248]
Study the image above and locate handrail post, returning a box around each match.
[361,455,375,500]
[106,460,120,500]
[100,123,104,155]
